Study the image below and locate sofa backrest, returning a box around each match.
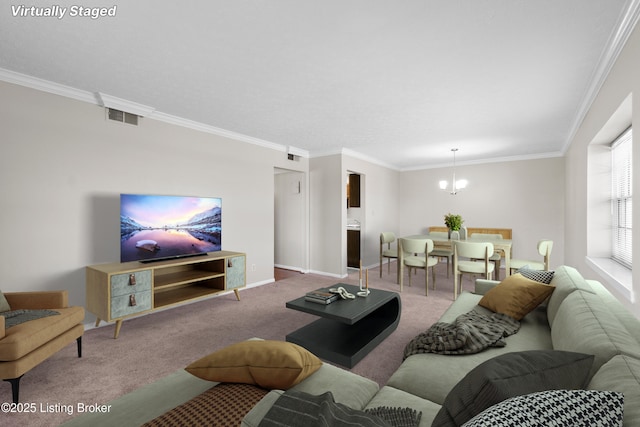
[551,290,640,378]
[546,266,595,327]
[588,355,640,427]
[586,279,640,344]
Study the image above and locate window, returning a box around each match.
[611,127,632,268]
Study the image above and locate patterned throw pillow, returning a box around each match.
[462,389,624,427]
[516,266,555,284]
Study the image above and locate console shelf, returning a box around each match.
[86,251,245,338]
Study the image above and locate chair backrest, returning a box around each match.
[454,241,494,260]
[400,238,433,256]
[537,240,553,256]
[428,231,449,239]
[380,232,396,245]
[469,233,503,241]
[459,226,468,240]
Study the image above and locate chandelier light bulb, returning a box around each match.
[439,148,467,195]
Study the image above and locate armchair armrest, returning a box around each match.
[0,316,4,339]
[4,290,69,310]
[475,279,500,295]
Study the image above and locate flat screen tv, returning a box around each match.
[120,193,222,263]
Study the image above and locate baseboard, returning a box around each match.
[274,264,308,273]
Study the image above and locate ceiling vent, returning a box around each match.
[96,92,154,126]
[107,108,139,125]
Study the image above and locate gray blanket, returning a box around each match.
[2,309,60,329]
[403,309,520,359]
[259,391,421,427]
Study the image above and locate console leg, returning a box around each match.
[95,318,101,327]
[4,376,23,403]
[113,320,123,339]
[233,289,240,301]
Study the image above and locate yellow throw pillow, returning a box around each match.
[479,273,555,320]
[185,340,322,389]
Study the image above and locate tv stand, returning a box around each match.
[86,251,246,338]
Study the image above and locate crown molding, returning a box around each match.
[149,111,289,153]
[309,147,400,170]
[563,0,640,153]
[0,68,97,104]
[0,67,297,155]
[97,92,155,117]
[400,151,564,172]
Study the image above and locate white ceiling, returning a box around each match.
[1,1,638,170]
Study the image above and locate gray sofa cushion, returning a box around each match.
[241,362,379,427]
[388,298,552,405]
[546,266,595,327]
[588,355,640,427]
[551,290,640,377]
[430,350,595,427]
[288,363,378,409]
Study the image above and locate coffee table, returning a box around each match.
[285,284,401,368]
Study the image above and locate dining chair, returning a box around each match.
[428,231,454,278]
[379,232,398,277]
[453,241,495,299]
[510,239,553,273]
[469,233,504,280]
[398,238,437,295]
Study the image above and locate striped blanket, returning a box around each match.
[403,309,520,359]
[259,391,421,427]
[3,309,60,329]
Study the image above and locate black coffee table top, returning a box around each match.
[286,283,398,325]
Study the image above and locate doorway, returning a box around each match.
[274,167,307,273]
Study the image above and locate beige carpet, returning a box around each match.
[1,261,469,427]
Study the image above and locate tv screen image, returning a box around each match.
[120,194,222,263]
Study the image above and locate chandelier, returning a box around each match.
[439,148,468,195]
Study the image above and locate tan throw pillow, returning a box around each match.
[479,273,555,320]
[185,340,322,389]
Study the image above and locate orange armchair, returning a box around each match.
[0,290,84,403]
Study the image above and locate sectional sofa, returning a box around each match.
[243,265,640,426]
[65,265,640,426]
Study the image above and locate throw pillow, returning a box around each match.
[185,340,322,390]
[0,291,10,312]
[478,273,555,320]
[462,389,624,427]
[431,350,595,427]
[516,267,555,284]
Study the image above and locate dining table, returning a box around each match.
[400,234,513,283]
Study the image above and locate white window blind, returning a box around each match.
[611,127,632,268]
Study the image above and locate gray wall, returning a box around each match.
[564,21,640,317]
[0,81,304,311]
[398,157,566,267]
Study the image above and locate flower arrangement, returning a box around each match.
[444,213,464,231]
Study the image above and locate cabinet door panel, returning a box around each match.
[226,256,246,289]
[111,270,152,297]
[111,290,152,318]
